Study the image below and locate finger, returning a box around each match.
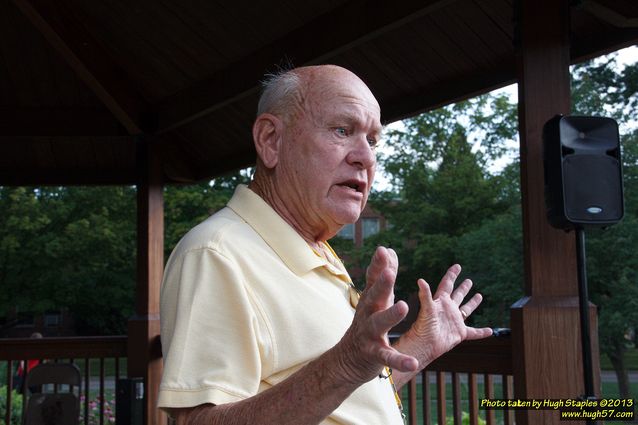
[386,248,398,274]
[368,300,409,335]
[459,293,483,318]
[433,264,461,299]
[416,278,433,310]
[361,267,397,313]
[365,246,391,291]
[451,279,473,305]
[377,346,419,372]
[465,326,493,340]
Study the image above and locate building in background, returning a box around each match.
[336,204,387,248]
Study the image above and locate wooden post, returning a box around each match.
[129,137,166,425]
[512,0,600,423]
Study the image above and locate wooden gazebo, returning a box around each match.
[2,0,638,423]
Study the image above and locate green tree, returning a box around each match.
[164,169,252,256]
[0,168,251,336]
[0,187,52,316]
[0,186,137,335]
[456,204,524,328]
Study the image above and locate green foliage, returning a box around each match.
[446,412,486,425]
[0,186,137,335]
[456,205,524,328]
[366,94,518,300]
[0,386,22,425]
[164,168,251,256]
[0,169,250,336]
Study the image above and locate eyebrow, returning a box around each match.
[330,110,383,135]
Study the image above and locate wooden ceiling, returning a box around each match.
[1,0,637,185]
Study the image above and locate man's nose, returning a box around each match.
[346,135,376,169]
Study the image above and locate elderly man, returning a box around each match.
[158,65,492,425]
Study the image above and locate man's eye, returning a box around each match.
[367,137,379,148]
[335,127,348,137]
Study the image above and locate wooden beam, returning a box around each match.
[11,0,154,135]
[582,0,638,28]
[512,1,600,423]
[571,27,638,64]
[128,137,166,425]
[0,336,127,360]
[518,0,575,299]
[426,337,512,375]
[0,107,126,137]
[155,0,454,133]
[0,169,137,186]
[381,59,516,123]
[380,33,638,124]
[192,147,256,182]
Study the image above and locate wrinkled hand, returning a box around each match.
[338,246,419,384]
[406,264,492,367]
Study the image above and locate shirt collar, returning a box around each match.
[228,185,348,278]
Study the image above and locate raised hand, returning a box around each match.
[338,246,419,385]
[398,264,493,372]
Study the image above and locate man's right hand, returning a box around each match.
[338,246,419,385]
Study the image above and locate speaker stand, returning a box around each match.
[576,226,596,425]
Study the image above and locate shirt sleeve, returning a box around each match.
[158,247,271,408]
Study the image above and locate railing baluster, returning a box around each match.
[0,336,128,425]
[452,372,461,425]
[99,357,105,425]
[6,359,13,425]
[503,374,514,425]
[437,371,446,425]
[469,373,478,425]
[408,376,417,424]
[70,358,76,394]
[484,373,495,425]
[21,358,27,421]
[84,357,90,425]
[1,334,510,425]
[423,370,431,425]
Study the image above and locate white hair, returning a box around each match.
[257,70,303,121]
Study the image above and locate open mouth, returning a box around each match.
[338,180,364,193]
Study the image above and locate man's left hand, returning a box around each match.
[396,264,493,376]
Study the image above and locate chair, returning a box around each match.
[23,363,81,425]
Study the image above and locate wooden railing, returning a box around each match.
[0,336,127,425]
[1,335,511,425]
[403,335,513,425]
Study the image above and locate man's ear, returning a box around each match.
[253,113,282,169]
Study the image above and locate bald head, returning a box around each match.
[257,65,380,124]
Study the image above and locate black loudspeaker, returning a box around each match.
[543,115,624,230]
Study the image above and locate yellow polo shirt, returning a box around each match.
[158,185,403,425]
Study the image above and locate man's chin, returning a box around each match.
[333,211,363,227]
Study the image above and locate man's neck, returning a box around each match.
[247,179,328,247]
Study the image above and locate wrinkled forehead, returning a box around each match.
[298,66,381,119]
